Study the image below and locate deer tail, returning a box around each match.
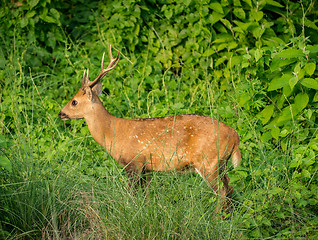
[232,132,241,168]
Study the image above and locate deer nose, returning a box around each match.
[58,111,69,120]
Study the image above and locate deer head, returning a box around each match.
[58,46,119,120]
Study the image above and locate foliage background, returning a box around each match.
[0,0,317,239]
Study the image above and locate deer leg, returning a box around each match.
[125,168,141,189]
[207,170,225,212]
[140,168,152,189]
[196,163,231,212]
[217,158,235,212]
[220,172,233,211]
[223,174,233,199]
[124,162,143,190]
[125,162,151,191]
[195,165,223,211]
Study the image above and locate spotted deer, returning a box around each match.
[58,46,241,211]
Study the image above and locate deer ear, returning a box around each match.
[84,87,93,101]
[92,81,102,96]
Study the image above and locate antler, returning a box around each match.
[81,45,120,89]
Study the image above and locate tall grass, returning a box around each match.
[1,130,243,239]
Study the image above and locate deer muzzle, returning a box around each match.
[58,111,69,120]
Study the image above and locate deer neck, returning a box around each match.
[84,99,118,151]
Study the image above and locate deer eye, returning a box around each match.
[71,100,78,106]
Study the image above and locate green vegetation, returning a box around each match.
[1,0,317,239]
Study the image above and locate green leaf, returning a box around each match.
[217,43,227,52]
[298,69,305,80]
[236,170,248,178]
[215,56,227,66]
[47,32,56,49]
[20,17,29,28]
[294,93,309,112]
[220,18,232,30]
[301,169,311,179]
[213,34,233,43]
[268,73,292,91]
[172,102,184,110]
[184,0,192,6]
[269,187,283,195]
[313,92,318,102]
[289,76,298,90]
[303,156,315,167]
[233,7,246,20]
[308,44,318,54]
[233,0,242,7]
[271,126,280,140]
[229,56,241,68]
[202,48,215,57]
[210,11,224,25]
[300,78,318,90]
[29,0,39,9]
[164,8,173,19]
[239,93,251,106]
[258,105,274,124]
[0,135,7,148]
[277,106,294,125]
[294,62,301,74]
[0,54,6,69]
[242,0,252,7]
[270,57,296,72]
[50,8,61,25]
[276,49,303,59]
[250,229,261,238]
[304,62,316,76]
[209,2,223,14]
[261,217,272,227]
[251,10,263,22]
[261,131,272,142]
[0,156,12,172]
[282,85,292,98]
[254,49,263,62]
[289,156,301,168]
[229,41,238,50]
[40,15,56,23]
[266,0,284,7]
[26,11,36,18]
[304,19,318,30]
[277,211,285,219]
[135,24,140,36]
[252,26,265,39]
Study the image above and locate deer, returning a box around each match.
[58,46,241,212]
